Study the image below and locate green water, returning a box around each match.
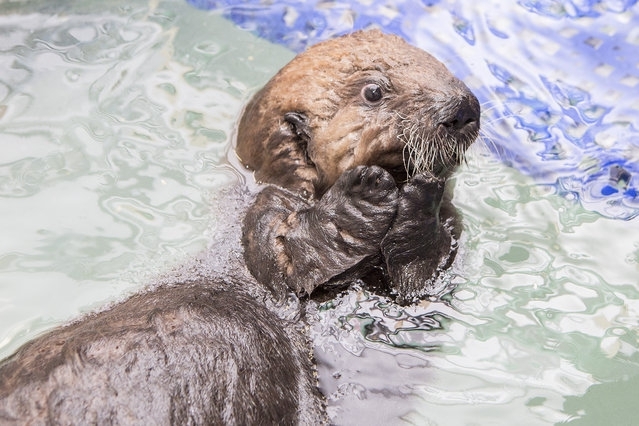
[0,0,293,356]
[0,1,638,425]
[311,153,639,425]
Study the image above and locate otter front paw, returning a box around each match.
[339,165,399,205]
[320,165,399,244]
[381,174,453,304]
[399,173,446,214]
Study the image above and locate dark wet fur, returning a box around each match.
[243,166,463,305]
[0,280,325,425]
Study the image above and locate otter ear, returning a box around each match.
[284,112,312,144]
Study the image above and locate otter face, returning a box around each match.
[236,30,480,199]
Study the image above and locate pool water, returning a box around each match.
[1,0,638,425]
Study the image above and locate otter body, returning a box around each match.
[0,282,323,425]
[0,30,479,424]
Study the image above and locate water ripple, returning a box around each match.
[0,5,284,359]
[189,0,639,220]
[1,1,638,424]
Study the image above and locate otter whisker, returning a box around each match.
[438,134,449,171]
[478,128,500,153]
[459,140,467,164]
[399,117,428,178]
[398,110,480,179]
[478,100,508,116]
[417,130,434,177]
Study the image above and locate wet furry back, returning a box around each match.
[0,280,324,425]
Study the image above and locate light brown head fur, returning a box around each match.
[236,30,479,199]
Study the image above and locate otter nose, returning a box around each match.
[438,95,480,131]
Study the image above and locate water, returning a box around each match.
[0,0,294,354]
[1,0,638,425]
[311,156,639,424]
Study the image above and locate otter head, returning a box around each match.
[236,30,480,199]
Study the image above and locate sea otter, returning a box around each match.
[239,30,479,303]
[0,30,479,424]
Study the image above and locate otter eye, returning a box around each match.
[362,83,383,103]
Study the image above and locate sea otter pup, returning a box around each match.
[0,30,479,424]
[239,30,479,303]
